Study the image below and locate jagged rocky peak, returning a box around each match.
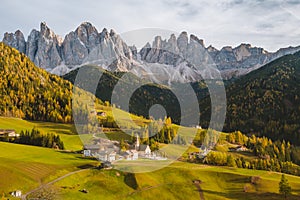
[33,22,62,69]
[190,34,204,46]
[99,28,110,40]
[61,22,99,66]
[26,29,39,61]
[177,31,189,55]
[75,22,99,49]
[40,22,56,39]
[207,45,218,52]
[221,46,233,51]
[2,30,26,53]
[140,31,208,65]
[233,43,252,61]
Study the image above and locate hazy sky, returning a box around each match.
[1,0,300,51]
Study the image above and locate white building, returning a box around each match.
[122,150,139,160]
[11,190,22,197]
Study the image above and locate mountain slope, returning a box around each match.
[0,42,73,122]
[200,51,300,144]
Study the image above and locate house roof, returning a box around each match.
[0,129,16,133]
[139,145,150,151]
[84,145,100,150]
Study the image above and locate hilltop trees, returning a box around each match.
[279,174,292,199]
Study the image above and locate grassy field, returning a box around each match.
[0,142,98,199]
[49,161,300,200]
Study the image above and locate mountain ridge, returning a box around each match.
[3,22,300,81]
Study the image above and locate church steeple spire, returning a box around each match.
[136,133,140,150]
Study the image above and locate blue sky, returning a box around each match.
[1,0,300,51]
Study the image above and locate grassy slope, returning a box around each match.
[0,142,97,197]
[0,117,82,151]
[53,162,300,200]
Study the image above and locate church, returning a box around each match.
[135,134,152,158]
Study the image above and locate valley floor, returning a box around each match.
[1,141,300,200]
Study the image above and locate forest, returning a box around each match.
[0,43,73,123]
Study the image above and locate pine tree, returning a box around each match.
[279,174,292,199]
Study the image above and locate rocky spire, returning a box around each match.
[33,22,62,69]
[2,30,26,53]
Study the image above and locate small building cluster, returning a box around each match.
[83,134,166,163]
[83,138,119,162]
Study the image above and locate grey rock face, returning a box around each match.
[33,22,62,69]
[2,22,135,73]
[140,32,300,80]
[3,30,26,53]
[26,29,39,61]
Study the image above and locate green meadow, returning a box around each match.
[50,162,300,200]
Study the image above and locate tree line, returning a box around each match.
[0,128,64,150]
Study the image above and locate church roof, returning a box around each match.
[139,145,150,151]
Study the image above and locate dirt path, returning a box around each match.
[193,180,205,200]
[21,168,93,200]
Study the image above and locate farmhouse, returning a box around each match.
[83,137,120,161]
[11,190,22,197]
[0,129,19,137]
[97,111,107,117]
[199,146,210,158]
[236,145,248,152]
[98,149,117,162]
[121,150,139,160]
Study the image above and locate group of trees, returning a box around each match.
[201,131,300,176]
[227,131,300,165]
[148,117,188,145]
[3,128,65,150]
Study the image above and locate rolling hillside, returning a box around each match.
[29,162,300,200]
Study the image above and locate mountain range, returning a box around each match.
[3,22,300,82]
